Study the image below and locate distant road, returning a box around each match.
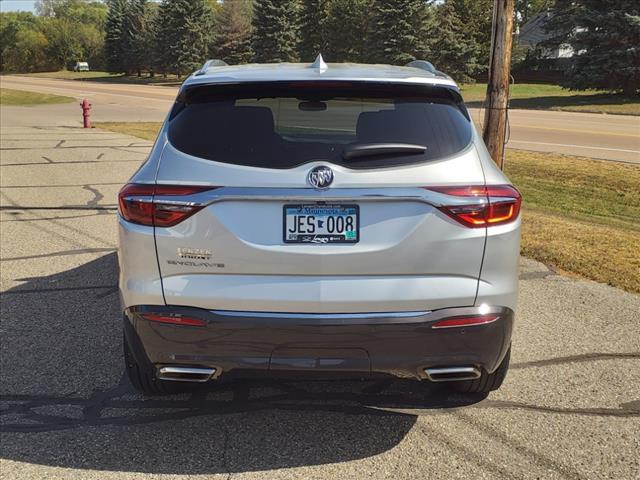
[2,75,639,164]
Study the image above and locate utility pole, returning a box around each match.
[483,0,515,170]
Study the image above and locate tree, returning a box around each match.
[366,0,432,65]
[251,0,300,63]
[516,0,549,27]
[448,0,492,74]
[298,0,329,61]
[324,0,372,62]
[431,0,479,83]
[121,0,154,75]
[105,0,127,73]
[211,0,253,64]
[155,0,213,76]
[544,0,639,95]
[41,16,83,69]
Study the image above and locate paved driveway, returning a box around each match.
[1,109,639,479]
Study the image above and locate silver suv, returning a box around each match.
[118,57,521,395]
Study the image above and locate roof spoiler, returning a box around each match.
[195,59,228,76]
[405,60,452,80]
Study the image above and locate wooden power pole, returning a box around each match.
[483,0,515,170]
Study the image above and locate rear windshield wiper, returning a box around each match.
[342,143,427,161]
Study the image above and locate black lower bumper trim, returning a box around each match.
[124,305,514,381]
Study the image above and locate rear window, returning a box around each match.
[168,82,472,169]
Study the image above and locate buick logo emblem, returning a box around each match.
[308,166,334,189]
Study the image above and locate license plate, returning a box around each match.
[284,204,359,244]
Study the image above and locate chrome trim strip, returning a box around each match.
[153,187,488,209]
[211,310,430,320]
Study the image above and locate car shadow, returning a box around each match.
[0,252,485,475]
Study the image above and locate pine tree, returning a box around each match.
[431,0,479,83]
[155,0,213,76]
[544,0,639,95]
[211,0,253,64]
[251,0,300,63]
[324,0,372,62]
[448,0,492,74]
[298,0,329,61]
[366,0,432,65]
[121,0,147,75]
[104,0,127,73]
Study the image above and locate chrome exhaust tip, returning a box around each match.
[424,366,481,382]
[157,366,216,383]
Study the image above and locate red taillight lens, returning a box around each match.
[431,315,499,329]
[118,184,217,227]
[425,184,521,228]
[141,313,206,327]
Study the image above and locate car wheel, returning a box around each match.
[450,347,511,394]
[123,332,183,395]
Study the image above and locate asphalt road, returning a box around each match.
[1,104,639,479]
[2,75,639,164]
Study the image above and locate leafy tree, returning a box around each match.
[544,0,639,95]
[251,0,300,62]
[36,0,108,28]
[367,0,432,64]
[324,0,372,62]
[155,0,213,76]
[211,0,253,64]
[105,0,127,72]
[0,12,43,71]
[298,0,329,61]
[1,19,51,72]
[41,17,83,69]
[431,0,479,82]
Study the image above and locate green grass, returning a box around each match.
[21,70,183,86]
[93,122,161,141]
[0,88,75,106]
[461,83,640,115]
[505,149,640,292]
[94,121,640,293]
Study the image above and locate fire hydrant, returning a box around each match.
[80,98,92,128]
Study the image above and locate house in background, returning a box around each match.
[517,11,574,59]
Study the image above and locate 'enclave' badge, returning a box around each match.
[307,165,334,189]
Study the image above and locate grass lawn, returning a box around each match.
[460,83,640,115]
[95,121,640,293]
[505,150,640,293]
[94,122,162,141]
[0,88,75,106]
[22,70,183,86]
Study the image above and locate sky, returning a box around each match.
[0,0,37,13]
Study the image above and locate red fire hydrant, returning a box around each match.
[80,98,92,128]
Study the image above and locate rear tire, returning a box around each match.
[450,347,511,394]
[123,333,183,395]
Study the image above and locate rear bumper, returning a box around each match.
[124,305,513,381]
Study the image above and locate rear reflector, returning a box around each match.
[431,315,499,329]
[118,184,218,227]
[141,313,206,327]
[424,184,522,228]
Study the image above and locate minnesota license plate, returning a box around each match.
[283,204,359,244]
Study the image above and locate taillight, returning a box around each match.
[118,183,217,227]
[140,313,206,327]
[424,184,521,228]
[431,315,500,329]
